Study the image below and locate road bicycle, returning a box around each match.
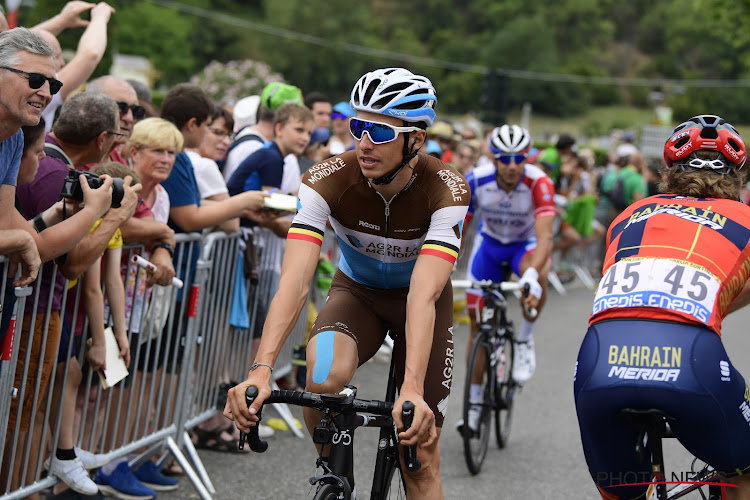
[240,331,420,499]
[451,279,532,475]
[619,408,727,500]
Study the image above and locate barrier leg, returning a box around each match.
[181,430,216,494]
[547,270,567,295]
[268,380,304,439]
[165,436,213,500]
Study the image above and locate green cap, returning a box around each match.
[260,82,303,110]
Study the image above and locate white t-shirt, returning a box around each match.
[186,150,229,199]
[151,184,171,223]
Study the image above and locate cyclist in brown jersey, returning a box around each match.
[225,68,470,499]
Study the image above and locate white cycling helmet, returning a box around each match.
[350,68,437,127]
[489,125,533,156]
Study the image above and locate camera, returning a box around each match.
[60,169,124,208]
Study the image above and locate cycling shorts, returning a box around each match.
[310,270,455,428]
[465,232,535,310]
[574,319,750,499]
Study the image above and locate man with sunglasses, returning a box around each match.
[226,67,469,499]
[0,27,60,290]
[461,124,555,404]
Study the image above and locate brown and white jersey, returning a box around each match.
[288,151,470,289]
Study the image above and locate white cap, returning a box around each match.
[233,95,261,132]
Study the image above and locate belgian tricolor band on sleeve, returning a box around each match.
[420,240,459,264]
[288,223,324,246]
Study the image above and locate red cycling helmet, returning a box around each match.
[663,115,746,170]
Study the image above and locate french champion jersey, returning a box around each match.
[465,163,556,244]
[288,151,470,289]
[590,194,750,335]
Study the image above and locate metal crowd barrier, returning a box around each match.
[0,226,313,500]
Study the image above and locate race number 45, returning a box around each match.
[593,258,719,324]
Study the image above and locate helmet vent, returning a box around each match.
[700,127,719,139]
[673,137,690,149]
[363,79,382,108]
[728,138,741,152]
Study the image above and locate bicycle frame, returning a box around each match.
[241,332,420,500]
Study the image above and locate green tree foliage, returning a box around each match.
[17,0,750,122]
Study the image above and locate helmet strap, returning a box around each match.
[371,132,420,186]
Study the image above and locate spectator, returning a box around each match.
[86,75,146,163]
[615,131,639,158]
[427,120,456,162]
[88,120,184,496]
[304,91,332,132]
[34,2,116,130]
[298,127,331,173]
[126,78,159,118]
[160,83,267,236]
[223,96,269,182]
[86,76,175,289]
[537,133,576,183]
[224,82,304,188]
[452,141,478,176]
[9,91,140,498]
[0,27,59,288]
[227,102,312,232]
[0,116,111,371]
[186,104,238,232]
[327,101,355,156]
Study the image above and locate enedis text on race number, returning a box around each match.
[592,258,720,325]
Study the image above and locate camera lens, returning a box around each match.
[111,178,125,208]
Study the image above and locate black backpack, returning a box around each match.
[218,128,265,173]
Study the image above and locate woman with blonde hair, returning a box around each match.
[128,117,184,222]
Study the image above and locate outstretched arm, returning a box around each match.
[32,1,95,35]
[54,3,116,100]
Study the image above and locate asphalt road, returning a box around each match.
[158,284,750,500]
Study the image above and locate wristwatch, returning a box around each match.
[250,362,274,373]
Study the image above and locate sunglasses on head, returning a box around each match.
[1,66,62,95]
[495,154,527,165]
[331,111,348,120]
[349,118,421,145]
[677,157,731,173]
[116,101,146,120]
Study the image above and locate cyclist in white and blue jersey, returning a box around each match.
[461,125,555,432]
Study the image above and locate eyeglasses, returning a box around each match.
[349,118,421,145]
[106,130,125,137]
[0,66,63,95]
[331,111,348,120]
[677,157,731,173]
[495,154,527,165]
[115,101,146,120]
[210,128,231,139]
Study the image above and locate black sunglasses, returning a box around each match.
[115,100,146,120]
[1,66,63,95]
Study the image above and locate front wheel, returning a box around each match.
[462,334,494,475]
[313,483,345,500]
[494,334,516,448]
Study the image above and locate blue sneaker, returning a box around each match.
[133,462,178,492]
[93,462,155,500]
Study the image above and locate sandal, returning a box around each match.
[162,458,185,476]
[191,426,248,453]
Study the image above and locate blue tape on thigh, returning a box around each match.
[312,330,335,385]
